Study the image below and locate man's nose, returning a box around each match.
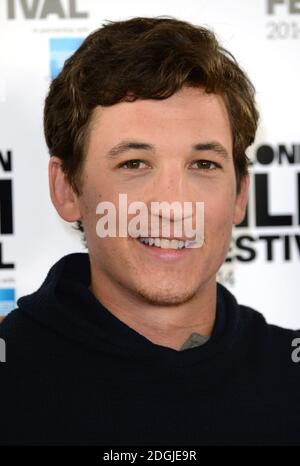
[149,164,188,203]
[148,162,195,203]
[146,164,196,224]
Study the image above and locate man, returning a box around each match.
[0,16,299,446]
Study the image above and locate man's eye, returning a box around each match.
[119,159,147,169]
[191,160,219,170]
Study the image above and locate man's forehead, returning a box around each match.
[89,87,227,127]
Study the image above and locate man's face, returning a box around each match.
[76,86,248,305]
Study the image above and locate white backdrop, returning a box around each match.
[0,0,299,328]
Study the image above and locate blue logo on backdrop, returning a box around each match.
[0,288,15,315]
[50,37,83,79]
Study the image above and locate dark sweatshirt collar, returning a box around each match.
[18,253,241,368]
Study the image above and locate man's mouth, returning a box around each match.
[136,237,199,249]
[133,235,202,262]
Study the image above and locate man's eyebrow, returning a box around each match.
[106,141,155,159]
[105,140,229,159]
[192,142,229,159]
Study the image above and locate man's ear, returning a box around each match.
[233,174,250,225]
[48,156,81,222]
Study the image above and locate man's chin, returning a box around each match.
[132,285,197,307]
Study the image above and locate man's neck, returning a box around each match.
[89,266,217,351]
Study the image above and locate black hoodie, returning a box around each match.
[0,253,299,445]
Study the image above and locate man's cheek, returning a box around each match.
[206,207,232,240]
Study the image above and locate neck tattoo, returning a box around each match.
[179,332,210,351]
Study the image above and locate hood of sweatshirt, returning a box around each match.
[16,253,244,368]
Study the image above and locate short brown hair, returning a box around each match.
[44,16,259,232]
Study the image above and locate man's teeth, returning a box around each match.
[138,237,188,249]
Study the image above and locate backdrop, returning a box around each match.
[0,0,299,328]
